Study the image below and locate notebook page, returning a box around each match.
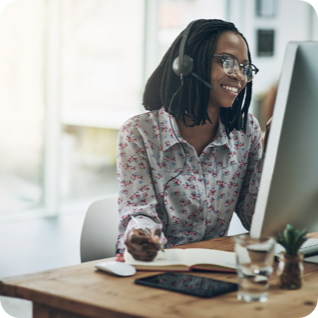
[124,249,187,266]
[184,249,236,269]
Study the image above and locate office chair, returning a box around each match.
[227,213,248,236]
[79,194,247,263]
[80,196,119,262]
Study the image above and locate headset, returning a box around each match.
[162,20,214,239]
[172,20,214,90]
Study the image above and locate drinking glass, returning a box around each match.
[235,234,276,302]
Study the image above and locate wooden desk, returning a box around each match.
[1,235,318,318]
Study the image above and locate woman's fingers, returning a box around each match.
[128,244,157,261]
[125,229,159,261]
[128,228,161,246]
[150,228,162,243]
[128,230,151,246]
[126,245,157,262]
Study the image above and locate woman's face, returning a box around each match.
[209,32,248,109]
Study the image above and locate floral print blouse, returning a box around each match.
[116,107,264,252]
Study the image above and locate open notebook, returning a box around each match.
[124,248,237,273]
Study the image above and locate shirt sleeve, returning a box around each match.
[235,115,264,231]
[116,120,167,253]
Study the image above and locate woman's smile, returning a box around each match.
[221,83,241,97]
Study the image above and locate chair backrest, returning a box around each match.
[80,196,119,262]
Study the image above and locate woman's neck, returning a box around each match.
[176,108,220,156]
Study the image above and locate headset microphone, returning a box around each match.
[172,21,214,90]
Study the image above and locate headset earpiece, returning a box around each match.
[172,20,213,90]
[172,55,193,76]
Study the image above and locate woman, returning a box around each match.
[116,19,268,262]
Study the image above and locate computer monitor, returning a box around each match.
[250,41,318,238]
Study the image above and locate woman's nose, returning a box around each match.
[231,67,244,81]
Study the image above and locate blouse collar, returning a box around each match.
[159,107,231,152]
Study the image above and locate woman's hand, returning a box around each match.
[124,228,162,262]
[263,117,272,153]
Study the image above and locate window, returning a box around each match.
[60,0,145,202]
[0,0,230,217]
[0,0,46,214]
[257,29,275,57]
[0,0,145,217]
[256,0,276,18]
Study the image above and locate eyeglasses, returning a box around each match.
[212,54,259,82]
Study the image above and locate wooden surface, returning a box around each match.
[1,234,318,318]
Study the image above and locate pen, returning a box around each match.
[130,215,165,253]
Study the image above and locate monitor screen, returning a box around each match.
[251,41,318,238]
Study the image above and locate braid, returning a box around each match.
[239,35,253,133]
[142,19,254,135]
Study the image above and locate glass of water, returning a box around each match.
[235,234,276,302]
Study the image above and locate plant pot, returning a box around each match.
[277,252,304,289]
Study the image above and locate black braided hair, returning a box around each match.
[142,19,253,135]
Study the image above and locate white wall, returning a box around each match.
[228,0,317,111]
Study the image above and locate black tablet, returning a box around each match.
[135,273,238,298]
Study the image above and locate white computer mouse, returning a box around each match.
[95,261,136,277]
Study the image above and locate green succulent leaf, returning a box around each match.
[275,224,307,256]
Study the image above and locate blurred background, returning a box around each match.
[0,2,317,315]
[0,0,317,221]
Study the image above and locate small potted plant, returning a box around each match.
[276,224,307,289]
